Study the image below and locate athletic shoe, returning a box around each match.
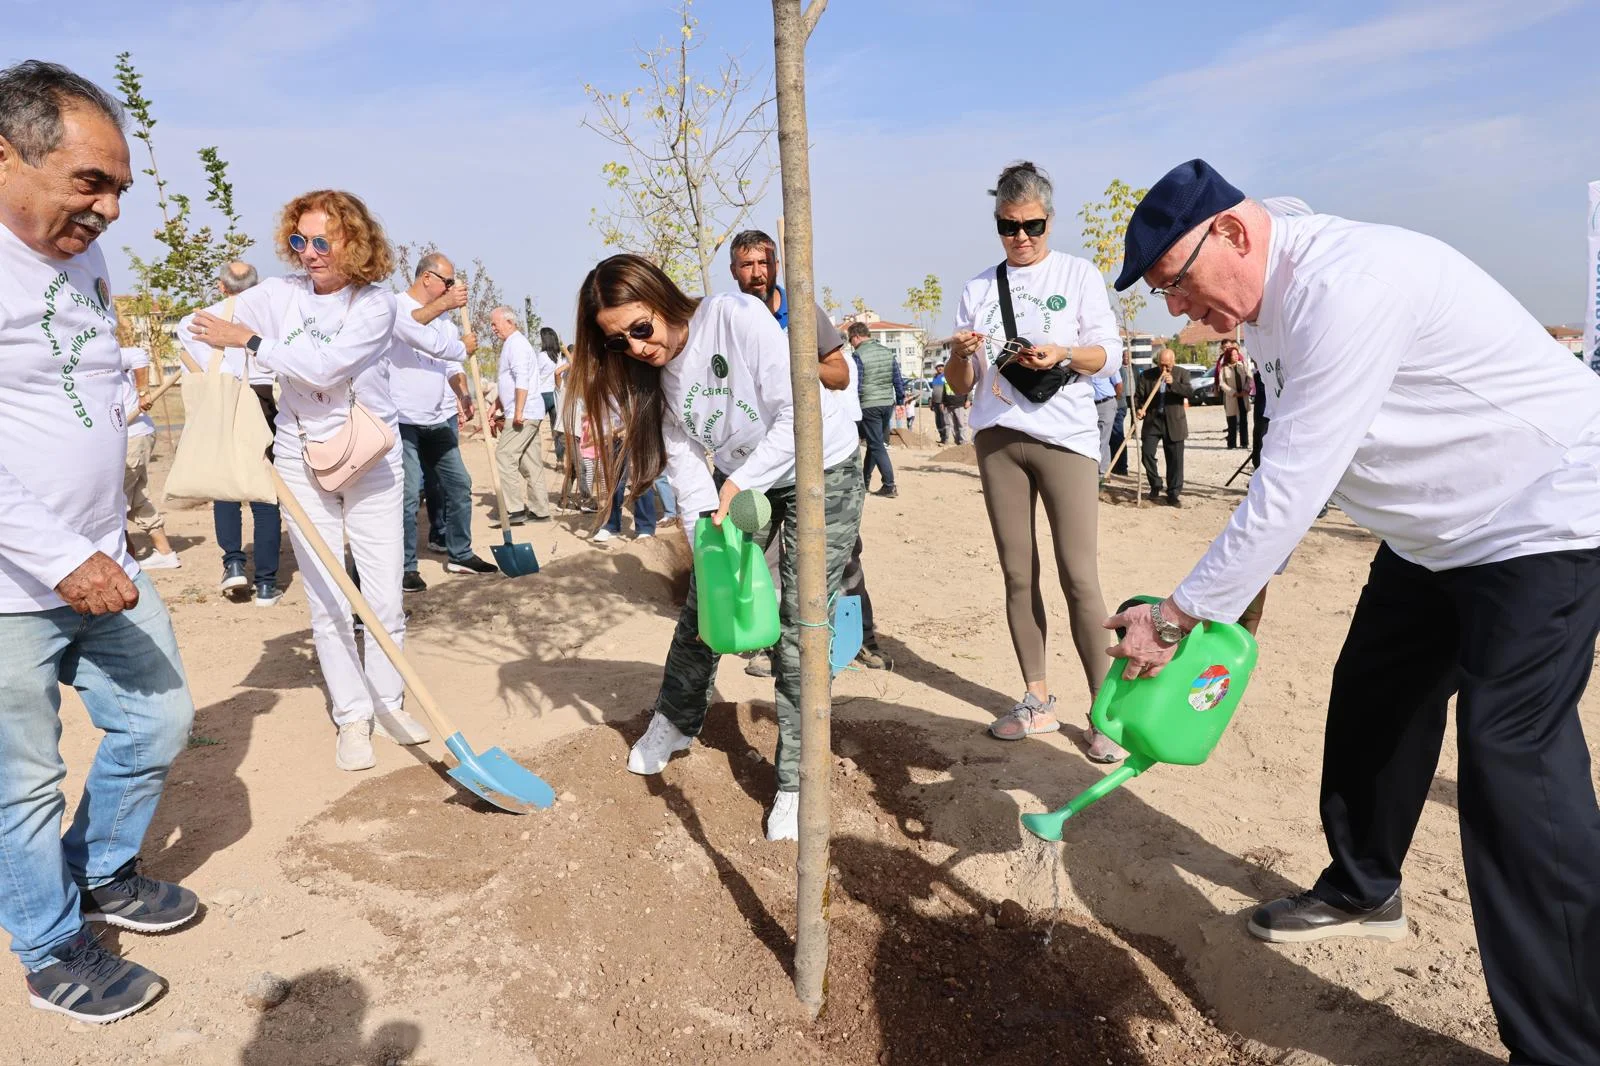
[527,513,553,523]
[1248,890,1407,944]
[335,720,376,772]
[141,551,180,570]
[873,485,899,499]
[1084,721,1128,763]
[220,560,249,595]
[592,528,616,544]
[445,555,498,575]
[402,571,428,593]
[80,858,199,933]
[489,511,530,529]
[854,646,891,670]
[635,531,655,541]
[989,693,1060,741]
[373,706,430,745]
[626,712,692,775]
[766,791,799,842]
[253,583,283,608]
[425,538,449,555]
[26,932,164,1023]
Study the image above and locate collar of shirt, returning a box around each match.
[1250,213,1286,336]
[772,285,789,330]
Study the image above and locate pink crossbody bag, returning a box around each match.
[289,288,395,492]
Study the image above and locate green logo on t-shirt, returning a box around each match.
[711,353,729,378]
[1045,294,1066,311]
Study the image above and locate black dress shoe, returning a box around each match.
[1248,890,1407,943]
[1167,496,1183,508]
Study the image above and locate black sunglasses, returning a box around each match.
[996,217,1048,238]
[288,232,332,255]
[603,315,656,353]
[426,269,456,289]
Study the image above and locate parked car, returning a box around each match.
[903,378,932,406]
[1174,362,1221,405]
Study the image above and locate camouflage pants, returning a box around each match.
[654,459,865,791]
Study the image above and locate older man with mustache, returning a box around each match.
[0,60,198,1023]
[1107,159,1600,1066]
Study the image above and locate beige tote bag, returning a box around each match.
[164,297,278,503]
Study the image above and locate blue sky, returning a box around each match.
[9,0,1598,337]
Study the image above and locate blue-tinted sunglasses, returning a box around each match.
[288,232,332,255]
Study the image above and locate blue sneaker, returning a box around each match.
[26,931,165,1023]
[80,858,199,933]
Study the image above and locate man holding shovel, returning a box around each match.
[1107,159,1600,1066]
[489,307,553,526]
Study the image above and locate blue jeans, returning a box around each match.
[859,405,896,490]
[214,500,281,586]
[606,452,657,536]
[654,475,677,520]
[400,420,475,569]
[0,572,194,971]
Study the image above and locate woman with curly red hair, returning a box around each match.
[190,190,429,772]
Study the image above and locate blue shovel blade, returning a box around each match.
[491,534,540,577]
[443,732,555,813]
[831,595,863,676]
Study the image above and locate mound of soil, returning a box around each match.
[282,702,1269,1066]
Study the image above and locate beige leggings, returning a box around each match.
[975,426,1109,692]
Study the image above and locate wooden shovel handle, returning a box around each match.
[266,462,460,740]
[1105,370,1167,476]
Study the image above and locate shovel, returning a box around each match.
[461,309,538,577]
[267,463,554,813]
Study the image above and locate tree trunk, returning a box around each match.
[772,0,831,1019]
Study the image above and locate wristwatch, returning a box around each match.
[1151,600,1186,646]
[245,335,262,353]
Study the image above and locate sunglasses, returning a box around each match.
[426,269,456,289]
[288,232,332,255]
[996,217,1047,239]
[603,314,656,354]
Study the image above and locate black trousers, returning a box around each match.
[1312,543,1600,1065]
[1140,425,1183,499]
[1226,405,1251,449]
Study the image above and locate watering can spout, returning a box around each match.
[1021,755,1156,842]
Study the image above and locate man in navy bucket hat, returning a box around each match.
[1104,158,1600,1065]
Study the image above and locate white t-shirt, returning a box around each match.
[387,291,467,426]
[660,292,858,516]
[120,346,156,439]
[496,331,545,423]
[0,223,138,610]
[953,249,1124,460]
[176,297,276,387]
[231,275,399,456]
[536,346,557,394]
[1174,212,1600,622]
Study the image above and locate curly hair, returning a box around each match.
[273,189,395,286]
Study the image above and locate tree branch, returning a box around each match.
[803,0,828,39]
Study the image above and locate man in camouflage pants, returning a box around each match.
[649,462,863,796]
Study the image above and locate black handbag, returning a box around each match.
[994,261,1075,404]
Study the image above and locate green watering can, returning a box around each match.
[694,490,781,655]
[1020,596,1258,842]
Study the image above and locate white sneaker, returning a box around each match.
[592,528,615,544]
[626,712,691,775]
[141,551,180,570]
[373,706,430,745]
[766,791,799,841]
[335,720,376,771]
[635,531,654,540]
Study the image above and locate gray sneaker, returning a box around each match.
[80,858,199,933]
[1248,890,1407,944]
[26,931,165,1023]
[989,693,1060,740]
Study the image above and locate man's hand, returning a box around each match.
[439,285,469,312]
[711,478,741,527]
[463,332,478,356]
[512,417,525,431]
[1103,598,1194,680]
[56,553,139,616]
[458,398,475,424]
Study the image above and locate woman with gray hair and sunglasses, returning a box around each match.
[944,161,1127,761]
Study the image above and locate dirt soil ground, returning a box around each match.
[13,405,1591,1066]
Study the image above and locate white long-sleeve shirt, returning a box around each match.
[387,291,467,426]
[177,299,276,387]
[1174,212,1600,622]
[230,275,399,456]
[496,331,544,423]
[0,223,137,611]
[660,292,859,517]
[120,346,155,439]
[953,249,1124,460]
[536,346,557,394]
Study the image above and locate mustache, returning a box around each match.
[70,211,109,235]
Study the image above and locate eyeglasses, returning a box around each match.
[603,313,656,353]
[996,217,1048,239]
[426,270,456,289]
[1150,227,1211,297]
[288,232,332,255]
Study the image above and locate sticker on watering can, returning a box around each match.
[1189,665,1230,712]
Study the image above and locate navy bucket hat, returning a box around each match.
[1114,159,1246,291]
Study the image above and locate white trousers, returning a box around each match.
[275,444,406,726]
